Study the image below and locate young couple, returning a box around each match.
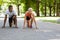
[2,5,38,29]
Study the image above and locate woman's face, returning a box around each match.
[28,8,33,13]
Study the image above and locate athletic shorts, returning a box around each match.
[26,16,31,20]
[9,15,15,24]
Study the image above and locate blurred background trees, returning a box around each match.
[0,0,60,17]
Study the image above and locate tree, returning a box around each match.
[36,0,40,16]
[0,0,3,10]
[56,0,60,16]
[10,0,21,16]
[21,0,41,16]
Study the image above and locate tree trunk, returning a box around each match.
[36,0,40,16]
[17,5,20,16]
[57,3,60,16]
[49,3,52,16]
[53,5,55,16]
[45,3,46,16]
[53,0,56,16]
[49,7,52,16]
[17,0,20,16]
[56,3,59,16]
[0,5,1,10]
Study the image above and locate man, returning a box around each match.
[2,5,18,28]
[23,8,37,29]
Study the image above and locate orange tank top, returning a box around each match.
[25,12,31,18]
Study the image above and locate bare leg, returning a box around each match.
[27,21,29,28]
[9,18,12,28]
[13,16,18,28]
[31,18,33,27]
[9,23,12,27]
[27,20,32,28]
[29,20,32,28]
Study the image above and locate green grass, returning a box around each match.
[43,20,60,24]
[20,16,60,18]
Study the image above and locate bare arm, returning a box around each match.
[23,11,28,28]
[32,14,37,28]
[3,15,7,27]
[13,15,18,27]
[23,16,26,28]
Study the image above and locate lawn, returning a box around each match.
[43,20,60,24]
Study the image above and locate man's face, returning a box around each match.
[9,7,13,12]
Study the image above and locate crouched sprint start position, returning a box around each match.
[23,8,37,29]
[2,5,18,28]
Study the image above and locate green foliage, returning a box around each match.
[0,0,3,5]
[1,0,60,16]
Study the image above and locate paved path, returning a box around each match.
[0,18,60,40]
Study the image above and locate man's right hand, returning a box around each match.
[2,15,7,28]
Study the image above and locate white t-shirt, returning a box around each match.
[5,10,16,18]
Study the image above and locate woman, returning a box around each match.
[23,8,37,29]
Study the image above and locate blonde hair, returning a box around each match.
[28,8,33,11]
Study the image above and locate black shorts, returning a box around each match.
[26,16,31,20]
[9,16,15,24]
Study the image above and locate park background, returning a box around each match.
[0,0,60,23]
[0,0,60,16]
[0,0,60,40]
